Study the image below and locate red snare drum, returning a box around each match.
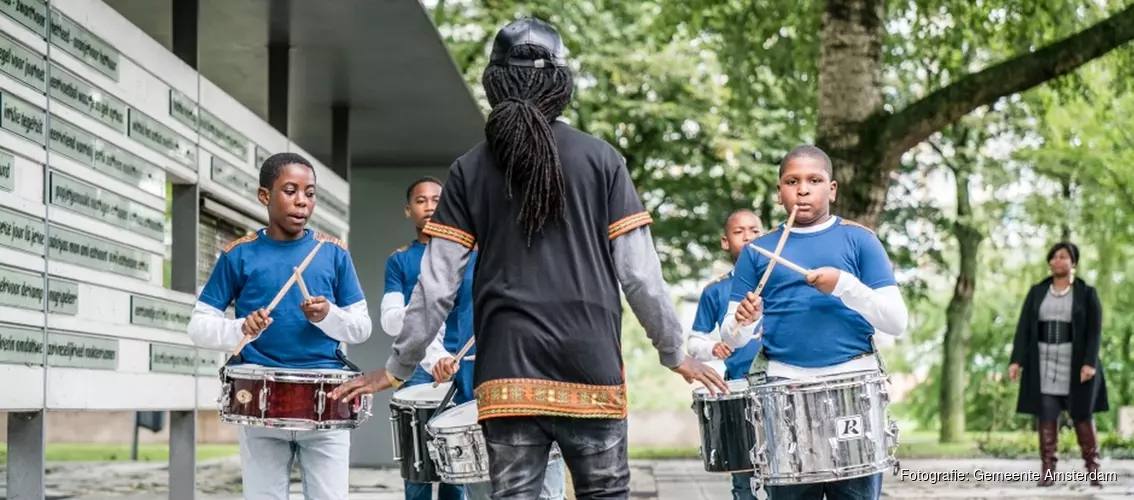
[218,365,373,431]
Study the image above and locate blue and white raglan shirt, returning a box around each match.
[187,229,372,369]
[686,271,762,380]
[381,242,478,396]
[720,216,908,379]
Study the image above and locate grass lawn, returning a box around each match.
[627,430,1022,461]
[0,443,240,463]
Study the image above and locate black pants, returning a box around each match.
[1039,394,1091,424]
[480,416,630,500]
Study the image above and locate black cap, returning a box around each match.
[488,17,568,68]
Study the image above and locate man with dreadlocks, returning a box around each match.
[331,17,727,499]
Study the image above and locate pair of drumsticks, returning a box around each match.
[231,240,326,356]
[729,205,800,339]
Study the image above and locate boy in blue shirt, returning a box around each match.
[187,152,373,500]
[381,177,465,500]
[685,209,763,500]
[721,145,909,500]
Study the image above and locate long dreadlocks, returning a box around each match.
[482,44,575,245]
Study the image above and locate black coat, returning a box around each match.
[1010,277,1109,421]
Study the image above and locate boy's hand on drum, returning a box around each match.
[330,370,392,401]
[432,357,458,382]
[672,358,729,395]
[300,296,330,323]
[806,267,841,294]
[736,292,762,325]
[711,342,733,359]
[241,308,272,339]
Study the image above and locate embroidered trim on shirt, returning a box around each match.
[390,244,409,256]
[608,212,653,240]
[223,233,258,253]
[839,218,875,234]
[315,232,348,249]
[474,378,627,420]
[423,222,476,248]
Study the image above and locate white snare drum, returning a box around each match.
[427,400,489,484]
[748,371,899,488]
[218,365,372,431]
[390,382,454,483]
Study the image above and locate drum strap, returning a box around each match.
[336,349,361,371]
[745,335,890,386]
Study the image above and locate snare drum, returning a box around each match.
[748,371,899,488]
[390,382,455,483]
[426,400,488,484]
[692,379,756,473]
[218,365,372,431]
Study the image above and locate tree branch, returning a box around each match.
[883,4,1134,158]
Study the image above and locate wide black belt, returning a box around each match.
[1038,321,1072,344]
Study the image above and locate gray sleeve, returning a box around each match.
[385,238,470,380]
[612,226,686,368]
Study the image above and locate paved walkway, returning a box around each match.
[4,458,1134,499]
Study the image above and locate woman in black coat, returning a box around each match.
[1009,242,1108,487]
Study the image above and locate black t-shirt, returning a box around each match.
[423,122,652,420]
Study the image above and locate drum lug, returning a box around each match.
[217,382,231,410]
[697,446,703,460]
[315,387,327,420]
[709,448,717,466]
[389,415,402,462]
[749,476,762,496]
[702,403,711,420]
[258,384,270,419]
[410,414,423,471]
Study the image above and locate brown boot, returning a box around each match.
[1038,420,1058,486]
[1074,420,1103,487]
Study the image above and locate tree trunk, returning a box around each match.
[939,166,981,443]
[815,0,888,228]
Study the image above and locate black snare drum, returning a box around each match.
[691,379,755,473]
[390,382,454,483]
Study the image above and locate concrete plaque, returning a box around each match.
[0,323,43,365]
[47,223,152,280]
[0,31,45,91]
[1,91,44,144]
[150,343,197,375]
[0,205,45,255]
[49,170,165,241]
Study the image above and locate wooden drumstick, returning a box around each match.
[751,246,812,276]
[432,336,476,388]
[231,240,325,356]
[729,206,798,336]
[294,267,312,300]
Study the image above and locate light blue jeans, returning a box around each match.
[463,454,567,500]
[237,426,351,499]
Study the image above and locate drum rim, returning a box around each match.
[755,370,886,389]
[223,365,359,380]
[426,400,478,431]
[390,382,454,406]
[692,379,751,400]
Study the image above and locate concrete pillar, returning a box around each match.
[268,1,291,136]
[6,411,46,500]
[331,103,350,182]
[171,0,199,69]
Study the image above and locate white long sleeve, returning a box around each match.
[187,301,245,350]
[312,300,373,344]
[686,332,719,362]
[720,302,762,349]
[831,272,909,336]
[419,325,451,373]
[380,292,406,336]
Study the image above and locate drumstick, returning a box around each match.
[231,240,325,357]
[753,205,799,296]
[729,206,798,336]
[294,267,312,300]
[432,336,476,387]
[751,245,812,276]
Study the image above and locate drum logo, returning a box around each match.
[834,415,863,441]
[236,389,253,405]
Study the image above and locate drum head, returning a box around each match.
[391,382,453,407]
[224,364,268,378]
[761,370,880,388]
[692,379,749,399]
[429,400,478,428]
